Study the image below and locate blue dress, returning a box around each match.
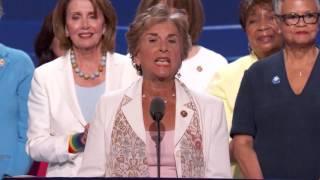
[231,50,320,179]
[0,43,34,177]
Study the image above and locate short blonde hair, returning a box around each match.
[52,0,117,53]
[127,4,192,75]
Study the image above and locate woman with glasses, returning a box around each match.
[231,0,320,178]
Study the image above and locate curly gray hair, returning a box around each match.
[273,0,320,14]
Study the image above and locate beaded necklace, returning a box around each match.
[70,50,106,80]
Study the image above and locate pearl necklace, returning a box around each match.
[70,50,106,80]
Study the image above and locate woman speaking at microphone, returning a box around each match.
[79,4,231,178]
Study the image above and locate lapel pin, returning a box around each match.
[180,110,188,118]
[196,65,203,72]
[0,59,5,67]
[272,75,280,85]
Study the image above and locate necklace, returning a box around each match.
[70,50,106,80]
[142,93,176,104]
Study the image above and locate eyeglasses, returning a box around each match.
[276,12,320,26]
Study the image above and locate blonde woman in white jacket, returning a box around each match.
[26,0,137,177]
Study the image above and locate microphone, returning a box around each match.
[150,96,165,122]
[149,97,165,178]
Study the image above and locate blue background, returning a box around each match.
[0,0,257,65]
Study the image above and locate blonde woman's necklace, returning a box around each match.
[70,50,106,80]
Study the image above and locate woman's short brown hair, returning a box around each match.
[52,0,117,53]
[127,4,192,75]
[136,0,204,45]
[239,0,273,30]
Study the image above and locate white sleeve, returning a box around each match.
[78,98,107,177]
[26,70,77,163]
[205,101,232,178]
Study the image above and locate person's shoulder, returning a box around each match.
[190,90,225,121]
[34,55,65,79]
[100,80,138,104]
[108,52,131,63]
[36,55,64,70]
[198,46,228,64]
[241,50,283,84]
[2,44,30,59]
[215,54,255,80]
[1,44,34,68]
[229,54,256,67]
[190,88,224,108]
[249,50,282,72]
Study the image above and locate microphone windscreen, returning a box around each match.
[149,96,165,122]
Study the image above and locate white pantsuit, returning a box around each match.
[26,50,138,177]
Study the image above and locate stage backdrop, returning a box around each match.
[2,0,318,65]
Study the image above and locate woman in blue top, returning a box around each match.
[231,0,320,178]
[0,1,34,177]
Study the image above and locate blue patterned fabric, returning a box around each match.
[0,43,34,177]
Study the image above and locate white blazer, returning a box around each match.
[26,50,138,177]
[79,79,231,178]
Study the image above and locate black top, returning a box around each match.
[231,50,320,179]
